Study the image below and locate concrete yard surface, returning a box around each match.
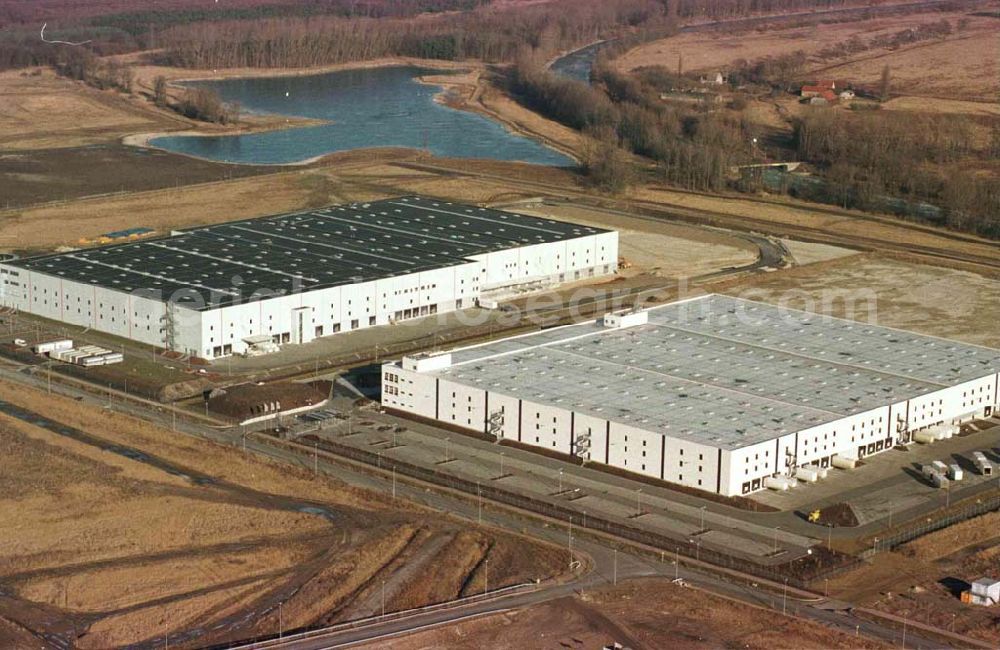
[752,421,1000,522]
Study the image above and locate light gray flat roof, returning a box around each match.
[426,295,1000,450]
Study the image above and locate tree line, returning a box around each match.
[506,53,753,192]
[1,0,919,72]
[793,110,999,237]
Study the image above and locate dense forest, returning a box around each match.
[793,111,1000,237]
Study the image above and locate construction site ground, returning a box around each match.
[828,511,1000,646]
[715,254,1000,348]
[0,378,569,649]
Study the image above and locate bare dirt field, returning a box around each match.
[512,203,758,278]
[713,255,1000,348]
[380,577,891,649]
[0,379,568,648]
[828,511,1000,645]
[616,10,999,104]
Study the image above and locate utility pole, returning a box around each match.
[477,482,482,523]
[636,488,642,517]
[392,465,397,499]
[484,559,489,595]
[313,443,318,476]
[613,548,617,586]
[699,505,706,531]
[782,578,788,615]
[675,547,680,580]
[381,580,386,619]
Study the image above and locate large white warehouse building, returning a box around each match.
[382,295,1000,496]
[0,197,618,359]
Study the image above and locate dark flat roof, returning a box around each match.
[10,196,609,311]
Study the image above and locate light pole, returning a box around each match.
[278,601,283,639]
[484,559,489,595]
[568,516,573,567]
[674,547,680,580]
[635,488,642,517]
[477,482,482,523]
[782,578,788,615]
[392,465,397,499]
[773,526,781,553]
[558,468,563,493]
[499,451,505,478]
[699,505,706,531]
[613,548,618,585]
[381,580,386,619]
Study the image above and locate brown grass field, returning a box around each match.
[0,379,568,648]
[615,10,999,106]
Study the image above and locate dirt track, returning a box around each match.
[380,577,892,650]
[0,379,568,648]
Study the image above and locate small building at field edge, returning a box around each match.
[381,295,1000,496]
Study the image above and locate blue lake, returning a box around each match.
[150,66,573,166]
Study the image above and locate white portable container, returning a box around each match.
[795,467,819,483]
[832,455,857,470]
[33,339,73,355]
[764,476,791,491]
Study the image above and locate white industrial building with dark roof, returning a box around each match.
[0,197,618,359]
[382,295,1000,496]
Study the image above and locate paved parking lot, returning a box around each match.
[752,420,1000,525]
[278,394,819,564]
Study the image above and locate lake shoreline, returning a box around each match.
[125,57,581,166]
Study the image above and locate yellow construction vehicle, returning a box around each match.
[807,509,822,523]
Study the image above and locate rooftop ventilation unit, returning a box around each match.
[601,310,648,329]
